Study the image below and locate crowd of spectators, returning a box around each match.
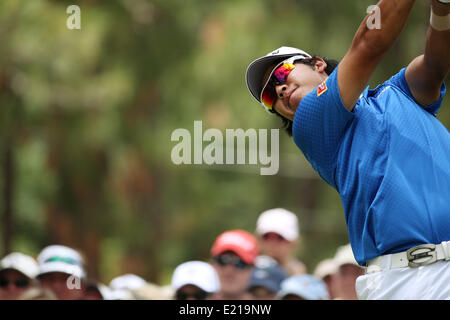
[0,208,364,300]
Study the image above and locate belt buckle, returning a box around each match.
[406,244,437,268]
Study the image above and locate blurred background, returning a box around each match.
[0,0,448,285]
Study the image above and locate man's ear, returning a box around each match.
[314,57,328,74]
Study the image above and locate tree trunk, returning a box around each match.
[2,136,14,255]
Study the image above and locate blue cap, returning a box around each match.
[248,264,288,293]
[278,274,330,300]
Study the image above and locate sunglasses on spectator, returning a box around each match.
[213,255,251,270]
[0,278,30,288]
[260,54,310,112]
[176,290,209,300]
[262,232,288,242]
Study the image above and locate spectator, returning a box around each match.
[19,287,57,300]
[278,274,330,300]
[83,280,113,300]
[109,273,147,300]
[313,258,338,299]
[210,229,258,300]
[37,245,87,300]
[171,261,220,300]
[247,257,288,300]
[0,252,39,300]
[332,244,365,300]
[256,208,307,275]
[133,283,174,300]
[108,289,135,300]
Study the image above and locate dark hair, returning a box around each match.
[274,55,339,136]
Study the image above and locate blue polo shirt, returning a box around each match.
[292,65,450,266]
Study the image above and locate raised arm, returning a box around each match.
[338,0,417,111]
[405,0,449,107]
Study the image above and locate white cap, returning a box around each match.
[256,208,299,241]
[109,274,147,291]
[95,283,114,300]
[246,46,312,112]
[313,258,338,279]
[171,261,220,293]
[86,281,115,300]
[109,289,136,300]
[133,283,175,300]
[333,244,359,267]
[37,245,86,279]
[0,252,39,279]
[278,274,330,300]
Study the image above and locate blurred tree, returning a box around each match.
[0,0,447,283]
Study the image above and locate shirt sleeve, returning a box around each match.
[292,64,355,189]
[386,67,447,116]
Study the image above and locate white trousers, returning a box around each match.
[356,256,450,300]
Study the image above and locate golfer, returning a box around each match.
[246,0,449,299]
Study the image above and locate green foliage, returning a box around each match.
[0,0,448,283]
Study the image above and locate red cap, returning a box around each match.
[210,230,259,264]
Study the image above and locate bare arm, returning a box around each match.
[338,0,417,111]
[405,0,450,106]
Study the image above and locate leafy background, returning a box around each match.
[0,0,448,285]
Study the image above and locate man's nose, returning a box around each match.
[276,84,288,98]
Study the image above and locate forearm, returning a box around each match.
[424,0,450,79]
[337,0,416,110]
[339,1,446,110]
[352,0,416,57]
